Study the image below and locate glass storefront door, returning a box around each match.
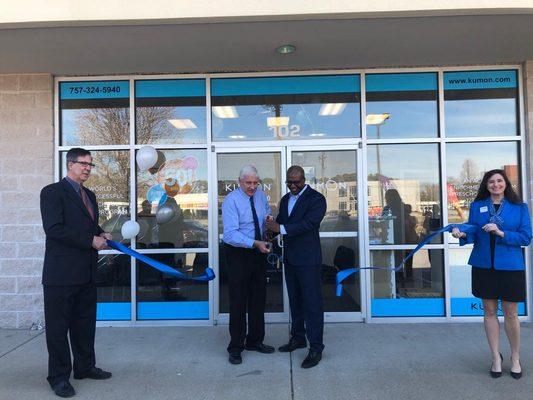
[214,145,363,323]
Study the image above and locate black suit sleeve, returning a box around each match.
[89,190,104,236]
[40,186,94,250]
[283,194,326,237]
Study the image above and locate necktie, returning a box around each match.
[80,186,95,220]
[249,195,261,241]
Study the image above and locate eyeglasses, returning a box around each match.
[286,180,303,186]
[72,161,96,168]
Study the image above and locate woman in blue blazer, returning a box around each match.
[452,169,531,380]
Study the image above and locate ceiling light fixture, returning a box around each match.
[213,106,239,119]
[168,119,197,129]
[276,44,296,54]
[319,103,347,116]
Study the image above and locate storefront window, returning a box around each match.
[96,255,131,320]
[60,81,129,146]
[136,252,209,320]
[366,73,438,139]
[371,249,444,317]
[367,144,441,244]
[135,79,207,144]
[444,70,518,137]
[291,150,358,232]
[136,149,208,249]
[446,142,520,225]
[211,75,360,141]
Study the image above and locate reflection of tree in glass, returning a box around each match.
[460,159,479,183]
[76,109,131,222]
[136,107,174,143]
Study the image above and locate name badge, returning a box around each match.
[480,206,488,213]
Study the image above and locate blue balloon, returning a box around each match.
[146,184,167,206]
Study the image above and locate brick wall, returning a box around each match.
[0,74,53,328]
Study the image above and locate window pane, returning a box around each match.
[446,142,520,225]
[321,237,360,312]
[96,255,131,320]
[136,251,209,320]
[366,73,438,139]
[371,250,444,317]
[211,75,360,141]
[61,150,131,242]
[449,248,526,316]
[444,70,518,137]
[135,79,206,144]
[137,149,208,249]
[291,150,358,232]
[60,81,129,146]
[367,144,441,244]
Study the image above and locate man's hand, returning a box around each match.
[265,218,280,233]
[253,240,272,254]
[100,232,112,240]
[92,236,107,250]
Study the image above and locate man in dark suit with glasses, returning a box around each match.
[266,165,327,369]
[40,148,112,398]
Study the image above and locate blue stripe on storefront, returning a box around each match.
[97,302,131,320]
[371,298,445,317]
[137,301,209,320]
[365,73,437,92]
[135,79,206,98]
[211,75,360,96]
[60,81,129,99]
[444,70,517,90]
[451,298,526,316]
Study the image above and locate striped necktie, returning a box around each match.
[79,186,95,220]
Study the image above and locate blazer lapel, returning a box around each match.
[287,186,310,220]
[61,179,92,220]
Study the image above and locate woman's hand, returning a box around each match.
[451,227,466,239]
[482,223,504,237]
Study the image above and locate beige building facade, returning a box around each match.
[1,2,533,328]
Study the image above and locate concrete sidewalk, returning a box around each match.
[0,323,532,400]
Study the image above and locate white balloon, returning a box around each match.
[156,205,175,224]
[121,220,140,239]
[136,146,158,171]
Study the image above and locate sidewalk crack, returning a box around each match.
[0,330,45,359]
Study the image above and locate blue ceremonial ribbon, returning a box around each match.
[335,224,477,297]
[107,240,216,282]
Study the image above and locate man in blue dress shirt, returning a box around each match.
[222,165,275,365]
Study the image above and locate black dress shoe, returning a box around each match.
[510,359,522,380]
[52,381,75,398]
[228,353,242,365]
[278,338,307,352]
[244,343,275,354]
[74,366,112,380]
[490,353,503,379]
[301,350,322,369]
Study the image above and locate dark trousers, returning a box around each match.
[285,262,324,353]
[225,244,267,354]
[43,283,97,386]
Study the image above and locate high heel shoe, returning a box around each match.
[490,353,503,378]
[510,358,522,380]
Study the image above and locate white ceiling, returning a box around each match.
[1,14,533,75]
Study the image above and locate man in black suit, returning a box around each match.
[266,165,327,369]
[40,148,112,398]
